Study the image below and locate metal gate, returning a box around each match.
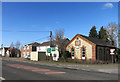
[38,52,46,61]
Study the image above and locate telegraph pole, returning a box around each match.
[50,31,52,47]
[49,31,53,60]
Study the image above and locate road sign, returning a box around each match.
[47,48,51,53]
[110,49,115,64]
[51,47,56,51]
[110,49,115,55]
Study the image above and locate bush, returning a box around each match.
[117,48,120,59]
[58,57,65,62]
[65,58,112,64]
[59,54,112,64]
[62,51,71,59]
[66,58,74,62]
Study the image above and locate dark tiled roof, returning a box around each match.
[39,38,70,46]
[26,42,41,46]
[79,34,115,47]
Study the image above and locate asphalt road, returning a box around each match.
[2,59,118,80]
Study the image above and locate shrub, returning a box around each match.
[117,48,120,60]
[58,57,64,61]
[60,56,112,64]
[66,58,74,63]
[62,51,71,59]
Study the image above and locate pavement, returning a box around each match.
[2,57,118,74]
[2,58,118,80]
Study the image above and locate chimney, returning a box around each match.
[56,36,59,41]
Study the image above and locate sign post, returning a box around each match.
[47,48,51,53]
[110,49,115,64]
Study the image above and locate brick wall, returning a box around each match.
[92,45,96,61]
[21,45,32,58]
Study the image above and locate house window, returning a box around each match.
[24,52,26,57]
[54,54,56,57]
[32,46,36,51]
[24,46,26,50]
[75,40,80,46]
[71,48,74,57]
[77,37,79,40]
[27,46,29,50]
[27,52,29,56]
[82,47,85,57]
[75,40,80,49]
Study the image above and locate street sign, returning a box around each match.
[51,47,56,51]
[47,48,51,53]
[110,49,115,64]
[110,49,115,55]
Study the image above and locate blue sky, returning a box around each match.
[2,2,118,47]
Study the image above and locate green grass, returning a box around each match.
[37,60,118,66]
[3,57,118,66]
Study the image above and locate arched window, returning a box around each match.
[71,48,74,56]
[82,47,85,57]
[71,48,74,59]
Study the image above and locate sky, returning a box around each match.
[2,2,118,47]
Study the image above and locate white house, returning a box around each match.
[0,46,10,57]
[30,41,59,61]
[37,45,59,61]
[30,38,69,61]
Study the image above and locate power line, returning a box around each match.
[1,30,53,47]
[21,36,49,46]
[0,30,50,32]
[1,30,50,32]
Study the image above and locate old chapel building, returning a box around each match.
[66,34,116,61]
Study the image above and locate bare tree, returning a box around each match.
[119,25,120,48]
[15,40,21,49]
[10,42,14,48]
[55,29,64,40]
[106,22,118,46]
[55,29,66,57]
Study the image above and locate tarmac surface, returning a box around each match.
[2,58,119,80]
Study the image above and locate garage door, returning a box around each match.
[38,52,46,61]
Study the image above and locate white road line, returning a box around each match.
[82,69,90,71]
[32,69,50,71]
[0,77,5,80]
[45,72,66,74]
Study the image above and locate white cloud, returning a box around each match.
[104,3,114,8]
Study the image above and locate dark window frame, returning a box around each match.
[32,46,37,51]
[71,48,74,56]
[82,47,85,57]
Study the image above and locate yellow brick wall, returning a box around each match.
[66,35,93,60]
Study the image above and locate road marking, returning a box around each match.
[45,72,66,75]
[0,77,5,80]
[82,69,90,71]
[7,64,66,75]
[32,69,51,72]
